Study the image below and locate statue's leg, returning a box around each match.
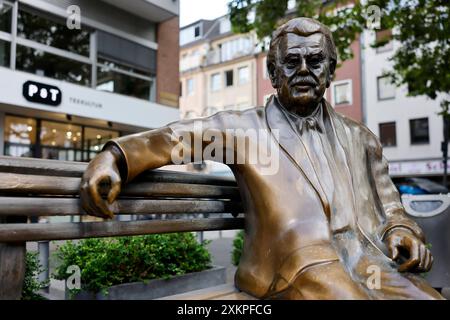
[268,260,370,300]
[354,255,444,300]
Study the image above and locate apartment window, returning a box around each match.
[379,122,397,147]
[410,118,429,145]
[97,57,156,101]
[0,40,10,67]
[0,1,13,33]
[186,78,194,96]
[194,25,200,38]
[220,37,252,62]
[210,73,221,91]
[238,66,249,85]
[225,70,234,87]
[17,5,91,56]
[332,80,352,105]
[377,76,396,100]
[375,29,393,53]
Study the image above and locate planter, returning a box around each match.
[68,266,226,300]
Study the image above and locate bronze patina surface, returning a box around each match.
[80,18,443,299]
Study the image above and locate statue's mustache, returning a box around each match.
[290,76,317,87]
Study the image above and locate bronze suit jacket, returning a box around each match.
[107,96,432,299]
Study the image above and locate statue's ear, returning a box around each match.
[267,61,279,89]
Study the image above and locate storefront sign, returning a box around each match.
[389,159,450,176]
[22,81,62,106]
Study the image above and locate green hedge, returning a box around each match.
[22,252,48,300]
[232,230,244,266]
[53,233,211,295]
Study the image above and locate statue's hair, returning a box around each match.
[267,17,337,77]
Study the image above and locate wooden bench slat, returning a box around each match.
[0,218,245,242]
[0,173,240,198]
[0,197,242,216]
[0,156,237,186]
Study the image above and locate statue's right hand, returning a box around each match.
[80,149,122,219]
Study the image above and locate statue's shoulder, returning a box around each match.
[334,112,380,147]
[212,106,266,121]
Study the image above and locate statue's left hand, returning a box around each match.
[385,229,433,273]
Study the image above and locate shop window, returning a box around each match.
[4,116,36,157]
[84,127,119,161]
[40,121,83,161]
[379,122,397,147]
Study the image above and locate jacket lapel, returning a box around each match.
[265,96,330,218]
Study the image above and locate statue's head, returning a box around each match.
[267,17,337,114]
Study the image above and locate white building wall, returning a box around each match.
[362,30,444,171]
[0,112,4,153]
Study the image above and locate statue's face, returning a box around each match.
[274,33,332,114]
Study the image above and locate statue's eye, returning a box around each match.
[309,56,323,67]
[285,56,299,68]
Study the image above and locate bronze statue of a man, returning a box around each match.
[80,18,443,299]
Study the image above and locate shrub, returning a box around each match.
[22,252,48,300]
[53,233,211,295]
[232,230,244,266]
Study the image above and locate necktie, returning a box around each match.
[298,116,323,134]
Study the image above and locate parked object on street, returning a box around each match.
[396,177,448,195]
[402,194,450,289]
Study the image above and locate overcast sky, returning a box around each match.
[180,0,229,27]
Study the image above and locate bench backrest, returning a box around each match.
[0,156,244,242]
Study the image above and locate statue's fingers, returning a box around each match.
[423,249,433,272]
[388,242,399,261]
[107,174,121,204]
[80,180,99,216]
[417,244,427,270]
[398,242,420,272]
[88,175,115,219]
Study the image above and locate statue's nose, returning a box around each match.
[297,59,309,75]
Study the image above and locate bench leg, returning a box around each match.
[0,242,26,300]
[0,216,27,300]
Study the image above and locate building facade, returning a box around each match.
[362,29,447,181]
[179,16,259,119]
[0,0,180,162]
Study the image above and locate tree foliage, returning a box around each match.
[228,0,449,112]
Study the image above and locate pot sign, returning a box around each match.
[23,81,62,106]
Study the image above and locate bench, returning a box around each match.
[0,155,245,300]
